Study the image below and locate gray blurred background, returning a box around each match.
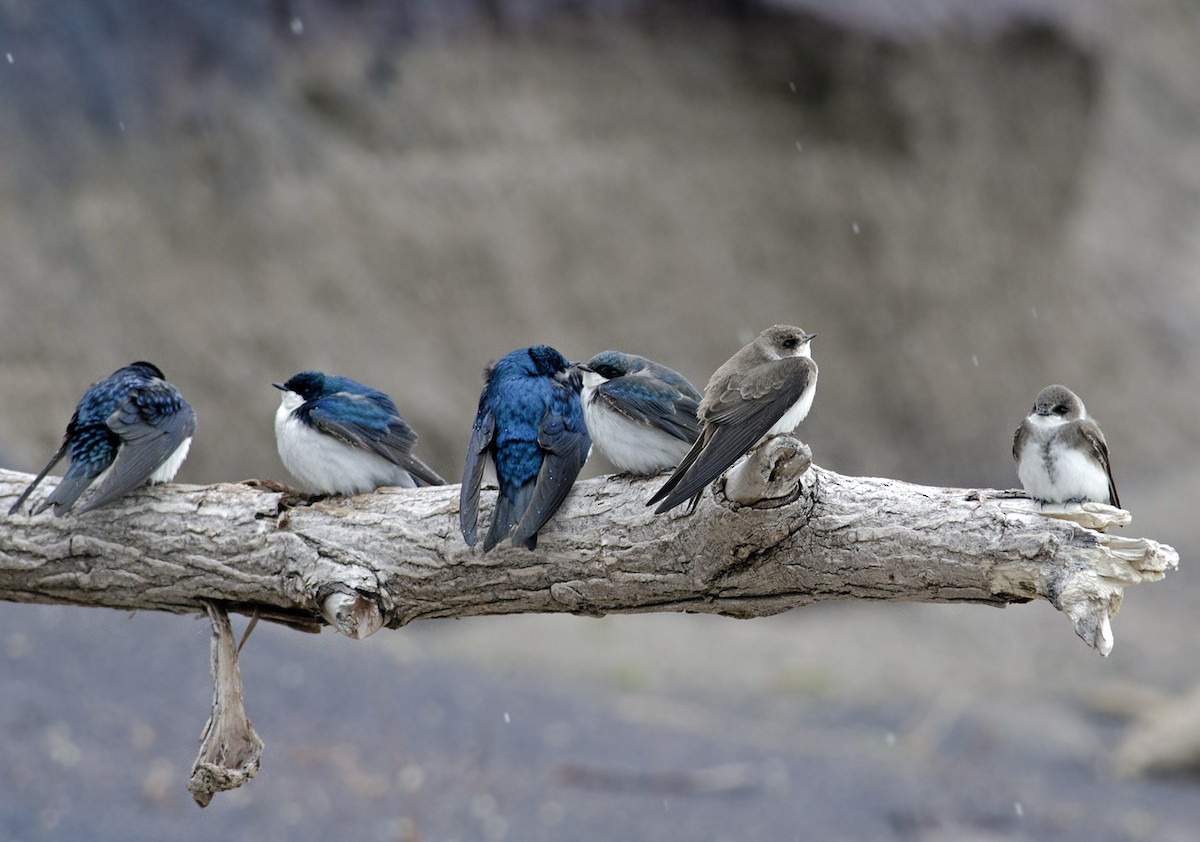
[1,1,1197,839]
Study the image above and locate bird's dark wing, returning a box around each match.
[647,362,702,404]
[649,358,814,514]
[34,420,121,516]
[1076,419,1119,508]
[703,357,813,426]
[1012,424,1023,462]
[37,468,99,516]
[74,398,196,514]
[459,408,495,547]
[595,378,701,443]
[643,429,707,510]
[394,453,446,487]
[308,395,445,486]
[510,410,591,549]
[8,441,69,515]
[484,478,535,552]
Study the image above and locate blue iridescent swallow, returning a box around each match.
[273,370,445,495]
[577,350,700,475]
[460,345,591,552]
[9,361,196,516]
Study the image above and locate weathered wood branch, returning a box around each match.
[188,601,263,807]
[0,436,1179,803]
[0,436,1176,654]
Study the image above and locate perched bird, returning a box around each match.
[9,361,196,516]
[273,371,445,495]
[577,350,701,475]
[1013,384,1119,507]
[460,345,591,552]
[647,325,818,514]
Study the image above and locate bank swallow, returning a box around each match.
[1013,384,1119,507]
[647,325,818,514]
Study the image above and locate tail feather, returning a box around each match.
[35,472,96,517]
[645,433,705,509]
[483,481,535,552]
[404,454,446,487]
[8,444,68,515]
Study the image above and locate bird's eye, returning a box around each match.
[781,336,798,350]
[1054,405,1068,415]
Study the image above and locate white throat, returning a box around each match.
[580,370,605,395]
[278,390,305,415]
[1026,412,1070,430]
[768,343,812,362]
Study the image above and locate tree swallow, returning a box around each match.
[9,361,196,517]
[647,325,818,514]
[1013,384,1119,507]
[273,371,446,495]
[577,350,701,475]
[460,345,591,552]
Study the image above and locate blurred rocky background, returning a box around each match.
[1,0,1197,839]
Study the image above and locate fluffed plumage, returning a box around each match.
[460,345,591,551]
[9,361,196,516]
[578,350,700,475]
[274,370,445,495]
[1013,384,1119,507]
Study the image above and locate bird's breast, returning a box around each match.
[276,414,415,494]
[583,398,690,474]
[766,374,817,437]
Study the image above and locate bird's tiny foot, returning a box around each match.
[243,478,328,507]
[242,478,292,493]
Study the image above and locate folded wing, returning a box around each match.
[510,408,591,549]
[459,409,495,547]
[648,357,814,513]
[310,392,445,486]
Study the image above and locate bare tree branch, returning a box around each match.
[188,601,263,807]
[0,436,1176,654]
[0,436,1179,803]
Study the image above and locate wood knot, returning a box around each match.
[318,587,384,639]
[719,435,813,509]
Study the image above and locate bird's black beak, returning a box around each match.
[574,362,594,373]
[806,332,818,343]
[272,382,288,391]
